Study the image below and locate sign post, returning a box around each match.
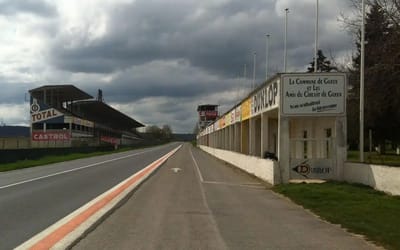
[280,73,347,181]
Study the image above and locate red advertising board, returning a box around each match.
[199,111,218,118]
[32,131,71,141]
[101,136,120,145]
[205,110,217,116]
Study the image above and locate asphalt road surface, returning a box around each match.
[73,143,379,250]
[0,143,180,250]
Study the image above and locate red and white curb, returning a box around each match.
[16,145,182,250]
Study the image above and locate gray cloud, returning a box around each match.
[0,0,56,17]
[49,0,353,79]
[0,0,356,132]
[49,0,278,76]
[0,81,34,104]
[86,60,243,103]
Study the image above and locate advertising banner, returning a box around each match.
[31,108,64,123]
[32,131,71,141]
[225,113,231,127]
[290,159,334,179]
[219,118,225,129]
[281,73,346,116]
[101,136,120,145]
[235,106,241,123]
[64,117,94,128]
[30,98,64,123]
[230,110,235,124]
[241,98,251,121]
[251,80,279,116]
[205,110,218,118]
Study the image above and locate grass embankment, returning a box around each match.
[273,182,400,250]
[0,146,139,172]
[347,150,400,166]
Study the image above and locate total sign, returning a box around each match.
[30,98,64,123]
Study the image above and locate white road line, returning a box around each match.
[203,181,262,185]
[202,181,265,189]
[0,148,159,190]
[190,148,204,182]
[190,147,228,249]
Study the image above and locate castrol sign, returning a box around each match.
[32,131,70,141]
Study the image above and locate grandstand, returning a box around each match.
[29,85,144,148]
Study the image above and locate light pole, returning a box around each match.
[284,8,289,72]
[360,0,366,162]
[243,64,247,97]
[314,0,319,72]
[266,34,270,80]
[252,52,257,90]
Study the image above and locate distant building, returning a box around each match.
[197,104,218,130]
[29,85,144,148]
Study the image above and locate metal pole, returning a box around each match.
[314,0,319,72]
[252,52,257,90]
[284,8,289,72]
[244,63,247,91]
[360,0,366,162]
[266,34,270,80]
[369,129,372,155]
[243,64,247,98]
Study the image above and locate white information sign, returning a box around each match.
[281,73,346,116]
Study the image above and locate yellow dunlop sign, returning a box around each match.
[241,98,251,121]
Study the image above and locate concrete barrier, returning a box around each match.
[344,162,400,196]
[199,145,280,185]
[199,145,400,194]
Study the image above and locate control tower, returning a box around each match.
[197,104,218,130]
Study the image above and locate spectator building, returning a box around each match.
[29,85,143,148]
[197,73,347,184]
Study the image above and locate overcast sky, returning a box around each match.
[0,0,355,133]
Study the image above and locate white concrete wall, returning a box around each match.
[344,162,400,196]
[199,145,280,185]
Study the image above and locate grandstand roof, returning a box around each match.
[29,85,93,102]
[71,100,144,130]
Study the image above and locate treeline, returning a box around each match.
[314,0,400,152]
[347,0,400,152]
[144,124,173,140]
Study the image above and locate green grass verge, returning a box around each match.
[273,182,400,250]
[347,150,400,166]
[0,145,153,172]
